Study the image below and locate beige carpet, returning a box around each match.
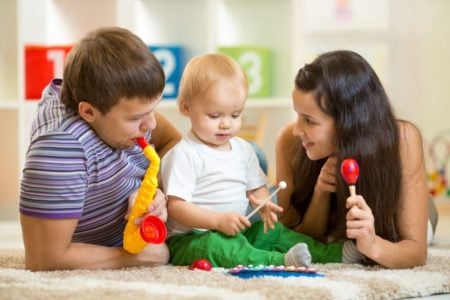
[0,247,449,300]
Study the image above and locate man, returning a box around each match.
[20,27,181,270]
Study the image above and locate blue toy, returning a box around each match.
[228,265,324,279]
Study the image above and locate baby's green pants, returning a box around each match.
[167,221,343,268]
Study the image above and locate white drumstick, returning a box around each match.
[246,181,287,219]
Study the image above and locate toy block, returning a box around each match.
[25,45,72,99]
[149,45,185,99]
[218,46,271,97]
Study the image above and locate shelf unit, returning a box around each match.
[1,0,395,219]
[0,0,20,219]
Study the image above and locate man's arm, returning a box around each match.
[152,111,182,158]
[21,214,169,271]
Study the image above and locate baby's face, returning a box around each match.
[188,87,247,150]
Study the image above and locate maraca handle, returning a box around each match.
[349,185,356,197]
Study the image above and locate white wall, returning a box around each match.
[390,0,450,144]
[1,0,449,220]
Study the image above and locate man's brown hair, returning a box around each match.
[61,27,165,114]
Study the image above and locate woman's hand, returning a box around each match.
[346,195,376,256]
[314,155,338,194]
[216,212,251,236]
[248,194,283,233]
[126,188,168,223]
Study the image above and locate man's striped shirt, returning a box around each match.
[20,79,149,246]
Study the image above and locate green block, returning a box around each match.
[218,46,271,97]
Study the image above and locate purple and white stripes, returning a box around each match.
[20,80,149,246]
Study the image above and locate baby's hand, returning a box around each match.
[248,194,283,233]
[216,212,251,236]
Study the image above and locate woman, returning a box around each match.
[276,50,435,269]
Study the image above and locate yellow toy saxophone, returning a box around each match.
[123,137,167,254]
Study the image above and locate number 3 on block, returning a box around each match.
[218,46,271,97]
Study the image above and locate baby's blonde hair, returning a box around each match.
[178,54,248,113]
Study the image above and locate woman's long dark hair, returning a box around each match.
[291,50,401,243]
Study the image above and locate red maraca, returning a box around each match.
[340,158,359,196]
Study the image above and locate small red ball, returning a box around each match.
[189,258,212,271]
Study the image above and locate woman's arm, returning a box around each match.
[21,214,169,271]
[152,111,182,158]
[297,156,336,240]
[347,122,428,268]
[275,123,300,227]
[275,123,332,240]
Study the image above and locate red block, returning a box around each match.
[25,45,73,100]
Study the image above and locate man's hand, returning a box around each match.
[126,188,168,223]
